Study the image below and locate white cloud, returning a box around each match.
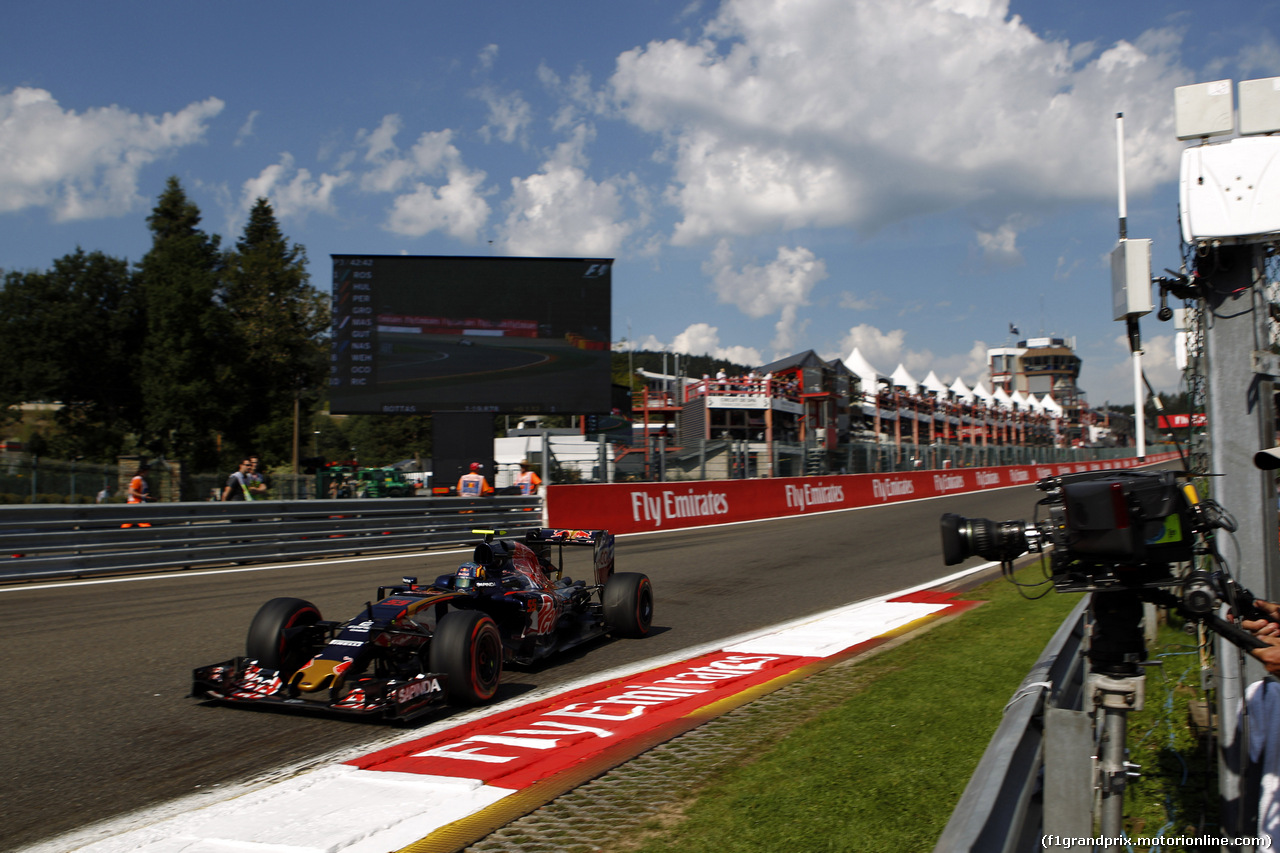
[705,240,827,317]
[358,116,426,194]
[240,153,350,221]
[359,116,404,177]
[478,44,500,71]
[477,87,533,145]
[539,64,609,132]
[839,290,884,311]
[234,110,260,148]
[671,323,720,355]
[1139,333,1180,391]
[647,322,764,366]
[386,166,491,242]
[770,304,809,356]
[975,221,1023,265]
[664,134,853,245]
[703,239,827,354]
[352,117,493,242]
[715,344,766,366]
[609,0,1189,248]
[0,87,223,220]
[497,126,636,256]
[840,324,907,369]
[1093,331,1180,403]
[932,340,994,387]
[638,334,668,351]
[1234,37,1280,79]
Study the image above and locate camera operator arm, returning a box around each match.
[1200,612,1271,653]
[1210,612,1280,680]
[1148,586,1273,660]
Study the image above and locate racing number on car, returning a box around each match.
[535,594,557,634]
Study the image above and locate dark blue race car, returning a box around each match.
[192,528,653,721]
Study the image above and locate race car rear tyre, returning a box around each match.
[246,597,322,676]
[603,572,653,638]
[430,610,503,706]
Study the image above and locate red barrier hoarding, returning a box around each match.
[545,452,1182,534]
[1157,414,1207,429]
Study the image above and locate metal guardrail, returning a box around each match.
[0,496,544,582]
[933,597,1090,852]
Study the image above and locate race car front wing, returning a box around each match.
[192,658,447,721]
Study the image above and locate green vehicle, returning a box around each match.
[317,465,416,499]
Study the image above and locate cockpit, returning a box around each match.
[462,537,553,592]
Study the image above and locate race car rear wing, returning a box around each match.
[472,528,614,585]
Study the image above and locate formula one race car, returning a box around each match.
[192,528,653,721]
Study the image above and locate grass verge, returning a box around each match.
[1121,615,1219,840]
[624,566,1085,853]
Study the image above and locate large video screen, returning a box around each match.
[329,255,612,415]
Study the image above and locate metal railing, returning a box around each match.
[933,597,1090,852]
[0,455,117,503]
[0,495,543,582]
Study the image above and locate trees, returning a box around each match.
[0,249,143,459]
[342,414,432,466]
[133,183,330,471]
[221,198,329,464]
[135,177,230,469]
[1,181,329,473]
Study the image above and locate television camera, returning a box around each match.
[940,467,1280,841]
[939,469,1267,670]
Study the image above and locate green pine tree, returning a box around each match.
[135,177,231,468]
[222,197,330,465]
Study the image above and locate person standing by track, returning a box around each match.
[515,459,542,495]
[457,462,494,497]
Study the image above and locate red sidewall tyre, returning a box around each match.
[245,597,322,675]
[603,572,653,638]
[430,610,503,705]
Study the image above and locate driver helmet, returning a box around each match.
[455,562,486,589]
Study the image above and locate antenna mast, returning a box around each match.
[1116,112,1146,458]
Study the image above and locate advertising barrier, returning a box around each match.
[546,452,1183,534]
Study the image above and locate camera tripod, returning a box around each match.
[1059,588,1268,851]
[1087,591,1150,848]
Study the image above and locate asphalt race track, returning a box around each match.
[0,484,1042,852]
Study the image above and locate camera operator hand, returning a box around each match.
[1248,637,1280,676]
[1240,599,1280,675]
[1242,598,1280,638]
[1251,597,1280,623]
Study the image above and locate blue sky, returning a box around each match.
[2,0,1278,406]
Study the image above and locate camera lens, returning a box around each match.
[940,513,969,565]
[940,513,1031,565]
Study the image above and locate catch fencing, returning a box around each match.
[0,495,543,582]
[0,455,117,504]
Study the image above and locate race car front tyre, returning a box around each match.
[245,597,322,676]
[431,610,503,705]
[603,572,653,638]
